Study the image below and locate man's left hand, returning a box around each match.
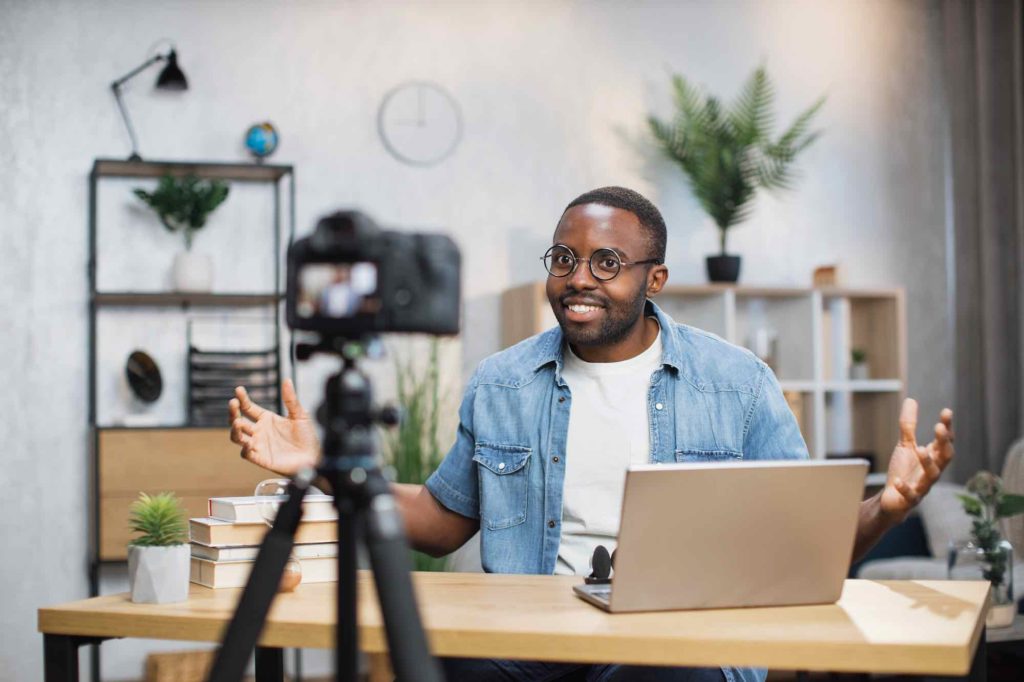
[880,398,955,519]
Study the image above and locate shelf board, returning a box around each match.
[94,292,281,307]
[820,287,903,300]
[94,425,227,431]
[825,380,903,393]
[92,158,293,182]
[778,380,818,392]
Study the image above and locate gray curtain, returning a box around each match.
[943,0,1024,478]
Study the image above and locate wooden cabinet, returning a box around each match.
[501,283,906,470]
[96,428,270,560]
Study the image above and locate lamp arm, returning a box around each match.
[110,54,166,161]
[110,54,165,90]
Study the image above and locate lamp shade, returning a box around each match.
[156,49,188,90]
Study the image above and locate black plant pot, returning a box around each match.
[706,255,742,283]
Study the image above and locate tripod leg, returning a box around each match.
[254,647,284,682]
[207,475,311,682]
[336,498,360,682]
[362,477,444,682]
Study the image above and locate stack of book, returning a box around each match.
[189,494,340,588]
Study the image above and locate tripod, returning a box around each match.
[207,338,444,682]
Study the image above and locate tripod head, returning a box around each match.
[296,335,400,474]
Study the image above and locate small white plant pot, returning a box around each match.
[987,599,1017,628]
[849,362,870,381]
[172,251,213,292]
[128,544,190,604]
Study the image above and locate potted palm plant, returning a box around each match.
[648,66,824,282]
[134,174,230,291]
[127,491,191,603]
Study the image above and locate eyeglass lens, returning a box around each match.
[543,245,622,280]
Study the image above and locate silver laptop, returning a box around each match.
[573,459,868,613]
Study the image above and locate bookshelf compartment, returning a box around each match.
[734,293,816,382]
[825,391,901,472]
[782,390,818,454]
[822,293,904,383]
[654,290,729,340]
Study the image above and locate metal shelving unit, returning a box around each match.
[86,158,295,681]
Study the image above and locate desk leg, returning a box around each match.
[255,646,285,682]
[44,635,108,682]
[965,627,986,682]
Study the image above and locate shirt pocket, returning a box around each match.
[473,443,531,531]
[674,448,743,463]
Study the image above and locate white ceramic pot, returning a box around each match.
[988,599,1017,628]
[172,251,213,292]
[127,544,190,604]
[849,362,870,381]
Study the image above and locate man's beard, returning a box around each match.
[555,284,648,349]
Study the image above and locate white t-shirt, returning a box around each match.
[554,328,663,576]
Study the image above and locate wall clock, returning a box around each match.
[377,81,462,166]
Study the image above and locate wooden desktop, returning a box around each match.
[38,571,990,681]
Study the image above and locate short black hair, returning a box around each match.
[563,186,667,262]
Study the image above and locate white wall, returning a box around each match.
[0,1,950,680]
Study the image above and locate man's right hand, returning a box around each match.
[229,378,320,476]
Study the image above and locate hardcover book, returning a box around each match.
[190,541,338,562]
[190,555,338,588]
[189,517,338,547]
[207,494,337,523]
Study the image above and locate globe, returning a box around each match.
[245,122,279,159]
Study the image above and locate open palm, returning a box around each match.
[229,378,321,476]
[880,398,955,517]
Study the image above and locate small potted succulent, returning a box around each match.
[849,348,869,380]
[127,492,190,603]
[952,472,1024,627]
[134,174,230,292]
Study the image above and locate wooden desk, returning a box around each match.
[38,573,990,681]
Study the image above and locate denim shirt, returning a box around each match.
[425,301,808,682]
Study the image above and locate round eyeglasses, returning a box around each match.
[541,244,661,282]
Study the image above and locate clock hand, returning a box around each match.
[417,85,424,127]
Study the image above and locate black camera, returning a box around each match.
[286,210,461,336]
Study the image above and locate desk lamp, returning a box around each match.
[111,46,188,161]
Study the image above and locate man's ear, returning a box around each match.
[646,264,668,296]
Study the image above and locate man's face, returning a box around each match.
[545,204,663,350]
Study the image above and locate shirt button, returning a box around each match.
[548,520,556,528]
[552,456,560,463]
[655,402,664,410]
[558,396,566,403]
[497,462,506,470]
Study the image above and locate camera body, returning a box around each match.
[286,211,461,337]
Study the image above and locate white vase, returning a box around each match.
[128,544,190,604]
[948,539,1016,628]
[172,251,213,292]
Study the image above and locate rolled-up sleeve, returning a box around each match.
[742,363,810,461]
[425,369,481,519]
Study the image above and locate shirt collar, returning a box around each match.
[529,299,682,382]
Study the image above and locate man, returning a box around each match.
[229,187,954,682]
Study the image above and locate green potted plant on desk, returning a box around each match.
[127,492,190,603]
[134,174,230,292]
[648,66,824,282]
[952,472,1024,627]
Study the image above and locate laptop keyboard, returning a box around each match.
[590,586,611,603]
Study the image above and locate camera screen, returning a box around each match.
[294,262,379,319]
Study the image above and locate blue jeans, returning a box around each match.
[440,657,727,681]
